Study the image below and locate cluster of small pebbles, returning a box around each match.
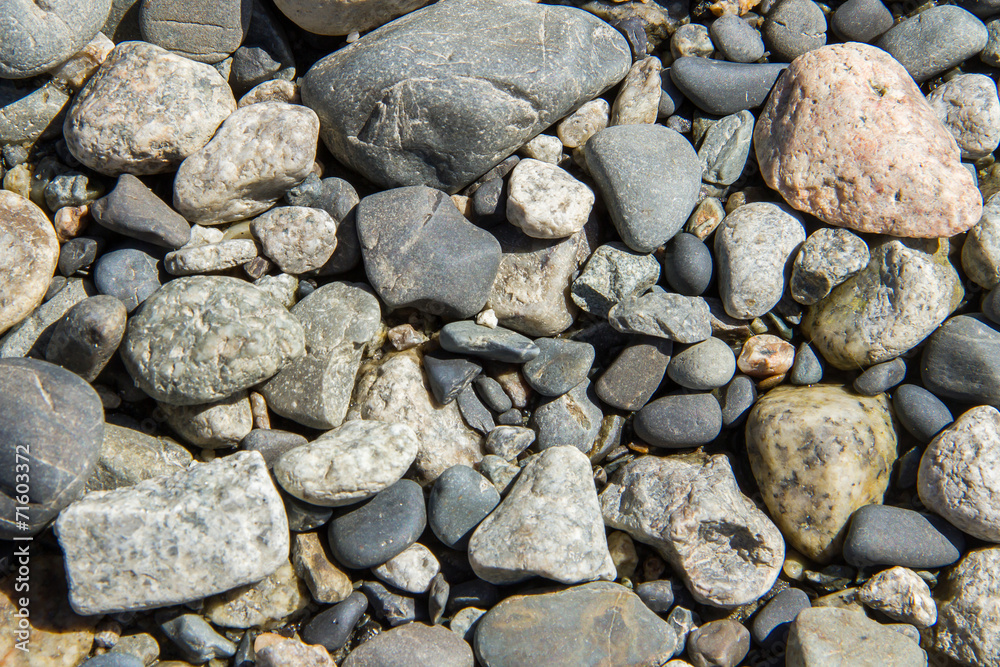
[4,0,1000,665]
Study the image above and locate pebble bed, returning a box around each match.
[2,0,1000,666]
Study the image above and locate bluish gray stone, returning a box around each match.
[710,15,765,63]
[570,242,661,317]
[921,314,1000,406]
[854,358,906,396]
[327,479,427,569]
[474,375,512,413]
[663,232,713,296]
[44,172,105,210]
[45,295,127,382]
[91,174,192,249]
[302,591,368,651]
[301,0,631,192]
[584,124,701,253]
[429,465,501,550]
[457,384,495,435]
[667,337,736,391]
[789,342,823,386]
[522,338,595,398]
[876,6,988,83]
[81,655,144,667]
[699,110,754,186]
[762,0,828,62]
[634,580,675,613]
[670,58,787,116]
[160,613,236,663]
[595,337,672,411]
[357,186,502,318]
[752,588,811,646]
[843,504,965,568]
[361,580,422,627]
[532,379,604,453]
[424,352,483,405]
[634,393,722,449]
[94,246,161,313]
[608,291,712,343]
[439,321,539,363]
[720,374,757,428]
[428,572,448,624]
[229,0,295,95]
[659,68,686,117]
[831,0,894,42]
[0,0,112,78]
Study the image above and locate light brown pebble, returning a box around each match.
[686,197,725,239]
[250,392,271,430]
[53,205,90,241]
[737,334,795,378]
[94,619,122,649]
[451,194,474,218]
[387,323,428,351]
[643,555,667,581]
[489,364,532,409]
[608,531,638,581]
[254,632,289,653]
[238,79,301,108]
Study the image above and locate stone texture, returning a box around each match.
[64,41,236,176]
[921,315,1000,406]
[372,543,440,594]
[687,619,750,667]
[139,0,252,64]
[754,42,982,238]
[570,242,661,318]
[429,465,501,550]
[439,321,539,363]
[302,591,367,651]
[670,58,787,116]
[326,479,426,569]
[55,451,289,615]
[164,239,258,275]
[252,206,339,274]
[0,0,112,78]
[610,56,662,126]
[159,391,253,448]
[831,0,893,42]
[43,296,125,381]
[746,384,897,562]
[699,110,754,186]
[762,0,827,61]
[273,0,431,34]
[91,174,191,249]
[121,276,305,405]
[892,384,954,445]
[595,337,672,411]
[532,379,603,452]
[634,393,722,449]
[85,423,193,493]
[609,291,712,343]
[557,98,609,148]
[791,227,870,306]
[468,446,616,585]
[737,334,795,379]
[256,639,334,667]
[786,607,927,666]
[752,587,811,646]
[0,79,72,145]
[203,560,310,629]
[601,454,783,607]
[300,0,631,192]
[0,191,60,335]
[802,238,962,370]
[963,192,1000,290]
[927,74,1000,160]
[343,622,473,667]
[1,277,96,358]
[662,232,713,297]
[522,338,595,397]
[933,546,1000,667]
[668,337,736,390]
[94,246,160,313]
[711,14,766,63]
[858,566,936,628]
[876,6,987,83]
[506,159,593,239]
[292,531,353,604]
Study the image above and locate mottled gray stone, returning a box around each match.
[927,74,1000,160]
[786,608,927,666]
[361,579,420,627]
[699,110,754,186]
[0,191,60,335]
[832,0,893,42]
[344,622,473,667]
[439,321,539,363]
[424,353,483,405]
[790,342,823,385]
[595,337,672,411]
[0,277,96,358]
[763,0,828,62]
[634,580,675,613]
[55,451,289,614]
[570,242,661,318]
[853,358,906,396]
[262,282,381,429]
[469,446,616,584]
[634,393,722,449]
[121,276,306,405]
[522,338,595,397]
[174,102,318,224]
[584,124,701,253]
[85,423,193,493]
[161,614,236,663]
[58,237,102,277]
[284,174,362,275]
[601,454,784,607]
[687,619,750,667]
[91,174,191,249]
[667,337,736,390]
[710,15,765,63]
[474,375,512,413]
[484,425,535,460]
[45,295,127,382]
[922,314,1000,405]
[715,202,805,319]
[876,6,988,83]
[326,479,426,569]
[933,546,1000,667]
[670,58,788,116]
[609,291,711,343]
[372,542,440,594]
[0,80,72,145]
[164,239,258,275]
[251,206,339,274]
[791,228,869,306]
[429,465,500,550]
[662,233,712,297]
[64,41,236,176]
[300,0,631,192]
[0,0,112,78]
[159,391,253,448]
[93,246,160,313]
[720,374,757,428]
[892,384,953,444]
[532,379,604,453]
[962,192,1000,290]
[139,0,252,64]
[45,172,105,211]
[357,186,501,318]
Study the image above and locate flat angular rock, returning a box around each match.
[292,531,353,604]
[786,607,927,666]
[746,384,897,562]
[876,6,987,83]
[64,41,236,176]
[468,446,616,585]
[139,0,252,64]
[571,242,661,318]
[791,228,870,306]
[85,423,193,493]
[595,337,672,411]
[424,353,482,405]
[55,451,289,615]
[585,124,701,253]
[0,79,72,145]
[372,543,440,594]
[532,379,603,452]
[609,291,712,343]
[91,174,191,249]
[601,454,783,607]
[343,622,473,667]
[755,42,982,238]
[933,546,1000,667]
[0,0,112,78]
[927,74,1000,160]
[326,479,426,569]
[439,321,539,363]
[0,191,61,335]
[252,206,339,274]
[357,186,501,318]
[429,465,501,550]
[120,275,306,405]
[522,338,595,397]
[670,58,788,116]
[300,0,631,192]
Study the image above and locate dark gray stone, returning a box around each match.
[160,614,236,663]
[424,352,482,405]
[921,315,1000,405]
[327,479,427,569]
[472,177,507,227]
[357,186,502,318]
[496,408,524,426]
[93,246,161,313]
[961,0,1000,18]
[229,0,295,94]
[670,58,787,116]
[522,338,595,397]
[843,504,965,568]
[474,375,512,413]
[831,0,894,42]
[762,0,827,62]
[456,385,495,435]
[0,0,112,79]
[58,237,102,276]
[300,0,631,192]
[854,358,906,396]
[659,68,686,118]
[634,393,722,449]
[429,465,501,550]
[428,572,448,624]
[720,374,757,428]
[984,288,1000,325]
[439,321,540,362]
[595,337,672,411]
[139,0,251,63]
[91,174,192,249]
[710,15,766,63]
[302,591,368,651]
[532,379,604,452]
[360,580,421,627]
[876,6,988,83]
[241,428,308,468]
[284,174,361,275]
[789,342,823,386]
[634,580,675,613]
[0,358,104,539]
[446,579,499,615]
[45,295,127,382]
[663,232,713,296]
[283,492,335,532]
[584,124,701,253]
[751,587,810,645]
[342,622,474,667]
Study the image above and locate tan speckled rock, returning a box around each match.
[291,531,352,604]
[0,191,59,335]
[858,566,937,628]
[755,42,982,238]
[801,238,962,370]
[273,0,432,35]
[962,192,1000,290]
[786,607,927,667]
[204,560,310,629]
[745,384,897,563]
[933,547,1000,667]
[159,391,253,448]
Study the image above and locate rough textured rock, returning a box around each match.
[0,0,112,78]
[557,98,609,148]
[918,406,1000,543]
[927,74,1000,160]
[505,159,594,239]
[343,622,473,667]
[121,276,305,405]
[876,5,988,83]
[786,607,927,666]
[139,0,252,63]
[85,423,193,493]
[64,41,236,176]
[348,350,484,485]
[608,292,712,343]
[754,42,982,238]
[159,391,252,448]
[468,446,616,585]
[601,454,783,607]
[857,566,937,628]
[762,0,828,61]
[1,278,97,358]
[203,560,310,629]
[571,242,661,317]
[745,385,897,562]
[173,101,317,225]
[292,531,353,604]
[372,543,440,593]
[933,547,1000,667]
[610,56,662,126]
[963,192,1000,290]
[164,239,259,275]
[55,451,289,615]
[0,191,61,335]
[300,0,631,192]
[802,238,962,370]
[252,206,339,274]
[790,227,870,306]
[256,638,335,667]
[920,315,1000,406]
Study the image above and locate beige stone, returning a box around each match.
[0,190,59,335]
[755,42,982,238]
[291,532,352,604]
[557,98,609,149]
[203,561,310,629]
[858,566,936,628]
[934,547,1000,666]
[256,638,334,667]
[610,57,661,126]
[745,384,897,562]
[506,159,594,239]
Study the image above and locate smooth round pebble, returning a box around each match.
[667,337,736,390]
[710,15,765,63]
[301,591,368,652]
[662,233,713,296]
[720,374,757,428]
[842,504,965,568]
[853,358,906,396]
[762,0,828,62]
[751,588,811,645]
[429,465,501,550]
[634,393,723,449]
[327,479,427,569]
[93,247,162,313]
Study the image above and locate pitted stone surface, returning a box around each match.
[252,206,339,275]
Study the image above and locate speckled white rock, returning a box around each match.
[802,238,962,370]
[557,98,609,148]
[962,192,1000,290]
[173,102,319,224]
[933,547,1000,667]
[372,543,441,594]
[469,446,616,585]
[601,453,784,607]
[159,391,253,448]
[64,41,236,176]
[715,202,805,319]
[918,405,1000,543]
[274,420,419,507]
[251,206,338,274]
[506,159,594,240]
[755,42,982,238]
[54,451,289,615]
[519,134,563,164]
[163,239,258,275]
[858,566,937,628]
[927,74,1000,160]
[0,191,60,335]
[746,384,897,562]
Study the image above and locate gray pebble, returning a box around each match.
[789,342,823,385]
[283,493,334,532]
[474,376,512,413]
[360,580,421,627]
[81,655,144,667]
[424,352,482,405]
[160,614,236,663]
[456,384,495,434]
[595,337,672,411]
[241,428,308,468]
[44,172,104,211]
[842,504,965,568]
[710,16,765,63]
[0,80,72,145]
[429,465,501,550]
[496,408,524,427]
[699,110,754,186]
[921,314,1000,405]
[439,321,540,362]
[659,69,686,118]
[229,1,295,95]
[927,73,1000,160]
[59,237,102,277]
[634,580,675,613]
[752,587,810,645]
[139,0,251,64]
[634,393,722,449]
[0,0,111,79]
[854,358,906,395]
[670,58,787,116]
[532,379,604,453]
[45,295,127,382]
[571,242,661,318]
[663,233,713,296]
[762,0,828,62]
[447,579,500,615]
[91,174,192,249]
[832,0,893,42]
[687,619,750,667]
[301,591,368,651]
[790,227,870,306]
[284,174,362,275]
[327,479,427,569]
[667,337,736,390]
[720,374,757,428]
[429,573,449,624]
[876,6,988,83]
[473,178,507,227]
[892,384,953,443]
[609,291,712,343]
[484,425,535,460]
[93,247,161,313]
[522,338,595,397]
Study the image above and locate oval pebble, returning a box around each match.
[633,393,722,449]
[327,479,427,569]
